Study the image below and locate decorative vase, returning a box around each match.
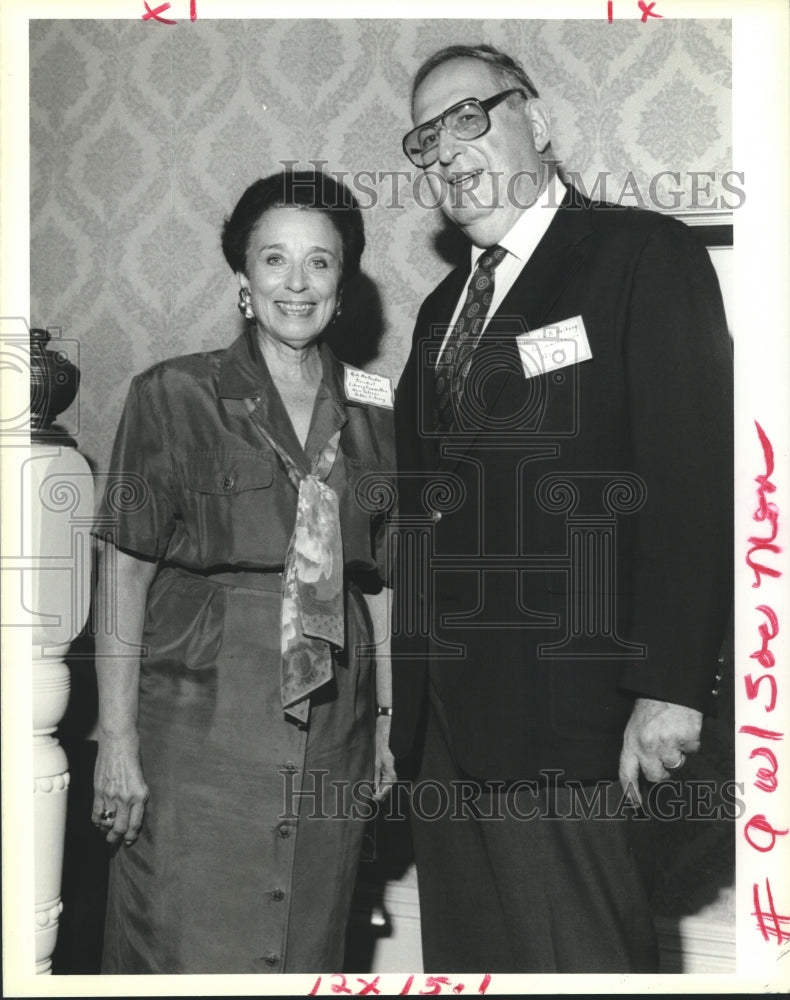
[29,327,80,437]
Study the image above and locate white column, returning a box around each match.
[28,444,93,974]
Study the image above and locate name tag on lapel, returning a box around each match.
[344,366,394,409]
[515,315,593,379]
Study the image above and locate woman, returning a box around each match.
[91,169,396,973]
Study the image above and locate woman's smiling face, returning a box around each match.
[241,206,343,349]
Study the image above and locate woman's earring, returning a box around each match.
[334,298,343,320]
[238,287,254,320]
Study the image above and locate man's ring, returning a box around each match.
[99,809,116,822]
[664,753,685,772]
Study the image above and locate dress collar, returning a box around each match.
[218,327,350,407]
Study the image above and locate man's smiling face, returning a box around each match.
[412,57,551,247]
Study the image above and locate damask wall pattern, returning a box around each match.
[30,17,731,473]
[30,17,735,957]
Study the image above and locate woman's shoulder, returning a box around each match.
[130,345,228,395]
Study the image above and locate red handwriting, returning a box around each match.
[142,0,196,23]
[309,975,492,996]
[751,604,779,668]
[744,813,788,853]
[741,420,788,950]
[607,1,662,19]
[142,1,176,23]
[753,879,790,943]
[746,421,782,587]
[745,604,779,711]
[638,0,662,21]
[749,747,779,793]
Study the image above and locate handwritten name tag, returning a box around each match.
[515,315,593,379]
[344,366,394,409]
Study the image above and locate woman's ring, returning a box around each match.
[99,809,116,822]
[663,753,685,772]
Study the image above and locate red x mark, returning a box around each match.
[142,1,177,24]
[356,977,381,995]
[638,0,662,21]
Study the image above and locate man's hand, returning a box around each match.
[618,697,703,804]
[373,715,397,801]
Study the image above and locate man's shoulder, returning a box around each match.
[573,191,697,248]
[416,258,469,323]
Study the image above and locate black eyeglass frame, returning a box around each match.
[402,88,528,168]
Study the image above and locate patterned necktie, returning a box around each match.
[434,244,508,433]
[247,402,344,724]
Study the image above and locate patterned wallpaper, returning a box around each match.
[30,17,734,946]
[30,17,732,472]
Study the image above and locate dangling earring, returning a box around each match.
[334,296,343,320]
[238,287,254,320]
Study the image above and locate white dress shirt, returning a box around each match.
[436,175,567,365]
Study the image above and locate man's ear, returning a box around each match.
[525,99,551,154]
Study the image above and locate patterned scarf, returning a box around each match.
[248,404,344,723]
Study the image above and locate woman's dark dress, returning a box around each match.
[96,331,394,973]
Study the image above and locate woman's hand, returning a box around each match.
[93,542,157,846]
[373,715,397,802]
[92,731,149,846]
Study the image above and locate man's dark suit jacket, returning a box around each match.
[390,186,733,783]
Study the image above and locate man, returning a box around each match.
[390,44,732,973]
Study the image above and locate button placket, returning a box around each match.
[259,728,308,972]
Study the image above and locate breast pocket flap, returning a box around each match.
[183,453,273,494]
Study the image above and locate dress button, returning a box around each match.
[270,888,285,901]
[277,823,290,838]
[263,953,279,966]
[221,474,235,491]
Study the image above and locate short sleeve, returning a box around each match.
[93,373,177,558]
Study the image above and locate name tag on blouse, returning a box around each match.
[344,366,394,409]
[515,315,593,379]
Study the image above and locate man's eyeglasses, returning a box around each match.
[402,88,527,168]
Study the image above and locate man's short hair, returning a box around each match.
[411,43,541,113]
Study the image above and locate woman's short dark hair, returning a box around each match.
[221,169,365,281]
[411,43,540,112]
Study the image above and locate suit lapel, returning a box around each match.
[398,262,470,474]
[439,189,594,472]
